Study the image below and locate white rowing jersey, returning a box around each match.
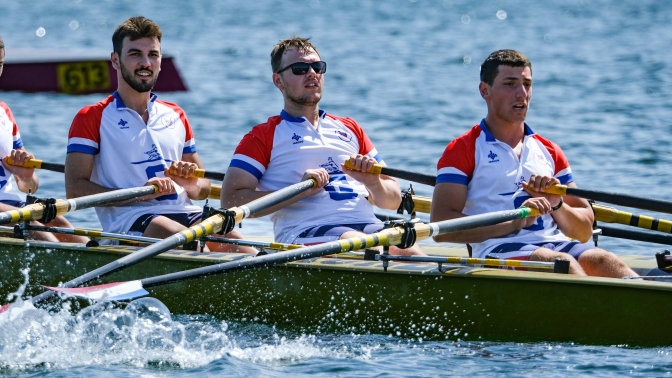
[436,120,574,258]
[0,101,25,202]
[230,110,382,243]
[67,92,201,234]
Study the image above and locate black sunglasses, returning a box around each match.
[276,61,327,75]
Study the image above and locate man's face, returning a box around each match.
[273,48,323,107]
[481,65,532,124]
[0,48,5,77]
[113,36,161,93]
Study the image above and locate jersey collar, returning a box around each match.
[479,118,535,143]
[112,91,158,110]
[280,109,326,124]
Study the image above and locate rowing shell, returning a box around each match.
[1,236,670,346]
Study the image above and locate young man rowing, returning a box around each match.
[430,49,636,277]
[64,17,254,253]
[221,37,423,255]
[0,36,87,243]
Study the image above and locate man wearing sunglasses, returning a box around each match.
[221,37,423,255]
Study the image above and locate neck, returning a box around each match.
[283,102,320,127]
[117,85,152,119]
[483,115,526,148]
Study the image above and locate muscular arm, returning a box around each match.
[523,176,594,243]
[341,156,401,210]
[2,148,39,194]
[220,167,327,217]
[546,183,594,242]
[65,152,174,204]
[430,182,535,243]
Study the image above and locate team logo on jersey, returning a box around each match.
[161,116,176,129]
[292,133,304,145]
[514,175,526,189]
[487,150,499,163]
[130,144,163,164]
[535,151,549,166]
[335,130,352,142]
[320,157,342,174]
[118,119,129,129]
[0,118,9,131]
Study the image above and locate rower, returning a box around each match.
[0,36,87,243]
[63,17,255,253]
[430,49,637,278]
[221,36,424,256]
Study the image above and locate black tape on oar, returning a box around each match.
[201,201,236,235]
[35,198,58,223]
[384,220,418,249]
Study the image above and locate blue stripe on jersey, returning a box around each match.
[13,138,23,149]
[436,173,469,185]
[557,173,573,184]
[182,144,197,154]
[230,159,263,180]
[67,144,98,155]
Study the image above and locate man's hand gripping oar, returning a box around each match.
[7,157,228,181]
[0,179,318,314]
[40,206,542,302]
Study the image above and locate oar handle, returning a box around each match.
[6,157,66,173]
[539,184,568,196]
[167,167,226,180]
[343,161,436,186]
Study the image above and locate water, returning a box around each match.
[1,0,671,375]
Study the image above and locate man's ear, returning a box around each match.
[479,81,490,100]
[111,52,119,70]
[272,73,284,92]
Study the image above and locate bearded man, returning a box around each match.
[65,17,253,252]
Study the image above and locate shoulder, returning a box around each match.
[155,99,186,115]
[250,115,284,133]
[531,133,567,160]
[74,96,114,120]
[325,114,363,132]
[443,124,482,155]
[0,101,16,123]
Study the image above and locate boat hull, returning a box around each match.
[1,237,670,346]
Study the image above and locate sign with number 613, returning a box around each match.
[57,61,111,94]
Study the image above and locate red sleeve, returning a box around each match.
[436,125,479,184]
[66,98,109,154]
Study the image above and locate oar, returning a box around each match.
[598,224,672,246]
[41,206,542,302]
[0,185,158,225]
[402,195,672,235]
[7,158,227,181]
[0,224,303,251]
[542,185,672,215]
[343,161,435,186]
[592,204,672,233]
[346,162,672,215]
[0,179,317,314]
